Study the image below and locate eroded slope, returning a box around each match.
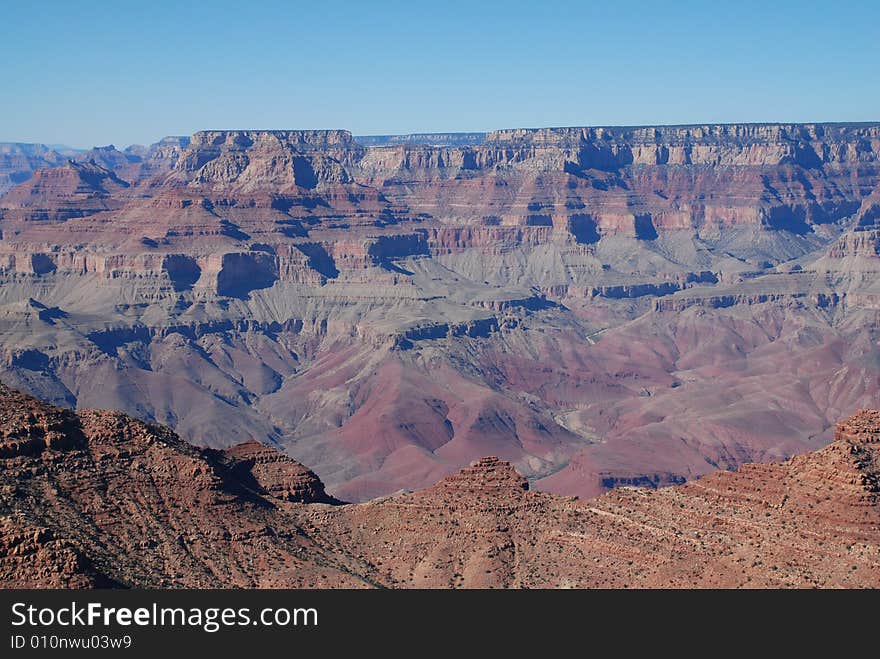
[2,386,878,588]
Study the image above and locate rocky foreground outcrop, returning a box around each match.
[1,385,878,588]
[0,384,360,587]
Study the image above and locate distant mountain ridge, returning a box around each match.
[0,137,189,195]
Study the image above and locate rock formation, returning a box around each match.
[219,441,341,504]
[0,143,79,196]
[1,385,878,588]
[0,160,130,225]
[0,384,363,588]
[1,123,880,501]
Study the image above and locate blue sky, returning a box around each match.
[1,0,878,148]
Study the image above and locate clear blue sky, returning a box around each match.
[2,0,878,148]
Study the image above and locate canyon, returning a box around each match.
[1,384,878,588]
[1,123,879,502]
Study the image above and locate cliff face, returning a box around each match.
[2,385,878,589]
[2,123,880,503]
[6,123,880,239]
[485,123,880,165]
[354,123,880,238]
[172,130,361,190]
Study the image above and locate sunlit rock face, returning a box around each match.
[1,123,880,502]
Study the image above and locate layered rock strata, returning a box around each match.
[1,124,880,500]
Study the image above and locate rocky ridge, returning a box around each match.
[0,143,81,196]
[0,384,364,587]
[1,385,878,588]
